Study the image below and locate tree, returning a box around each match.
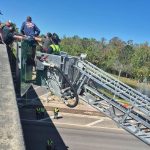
[60,35,150,79]
[131,43,150,78]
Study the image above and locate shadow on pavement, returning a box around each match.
[7,44,69,150]
[18,86,69,150]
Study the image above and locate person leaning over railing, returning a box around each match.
[1,20,15,45]
[49,33,61,55]
[41,32,53,53]
[39,33,61,55]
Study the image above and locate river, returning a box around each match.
[137,83,150,98]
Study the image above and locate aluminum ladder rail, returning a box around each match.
[75,60,150,116]
[73,59,150,145]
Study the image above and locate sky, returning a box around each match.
[0,0,150,43]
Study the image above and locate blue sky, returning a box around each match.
[0,0,150,43]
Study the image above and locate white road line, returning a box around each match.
[46,111,110,120]
[21,119,122,131]
[53,122,122,131]
[86,119,104,126]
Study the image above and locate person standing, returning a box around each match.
[20,16,40,65]
[54,107,59,119]
[41,32,53,53]
[46,138,53,150]
[40,107,45,119]
[47,33,61,55]
[21,16,40,38]
[35,107,41,120]
[1,21,17,73]
[1,20,15,45]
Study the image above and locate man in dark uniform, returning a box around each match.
[35,107,41,120]
[2,20,15,45]
[46,138,54,150]
[40,107,45,119]
[21,16,40,65]
[21,16,40,38]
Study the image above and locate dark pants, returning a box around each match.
[36,111,41,120]
[54,112,58,119]
[23,39,37,66]
[3,33,14,45]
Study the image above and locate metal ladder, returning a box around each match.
[72,59,150,145]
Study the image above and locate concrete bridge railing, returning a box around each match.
[0,44,25,150]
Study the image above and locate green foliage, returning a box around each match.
[60,36,150,80]
[9,20,149,81]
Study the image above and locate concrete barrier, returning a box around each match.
[0,44,25,150]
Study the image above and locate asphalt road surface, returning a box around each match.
[22,119,149,150]
[55,125,149,150]
[20,85,150,150]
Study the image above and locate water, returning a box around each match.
[137,83,150,98]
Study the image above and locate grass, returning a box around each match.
[97,74,140,106]
[99,88,130,105]
[112,74,138,89]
